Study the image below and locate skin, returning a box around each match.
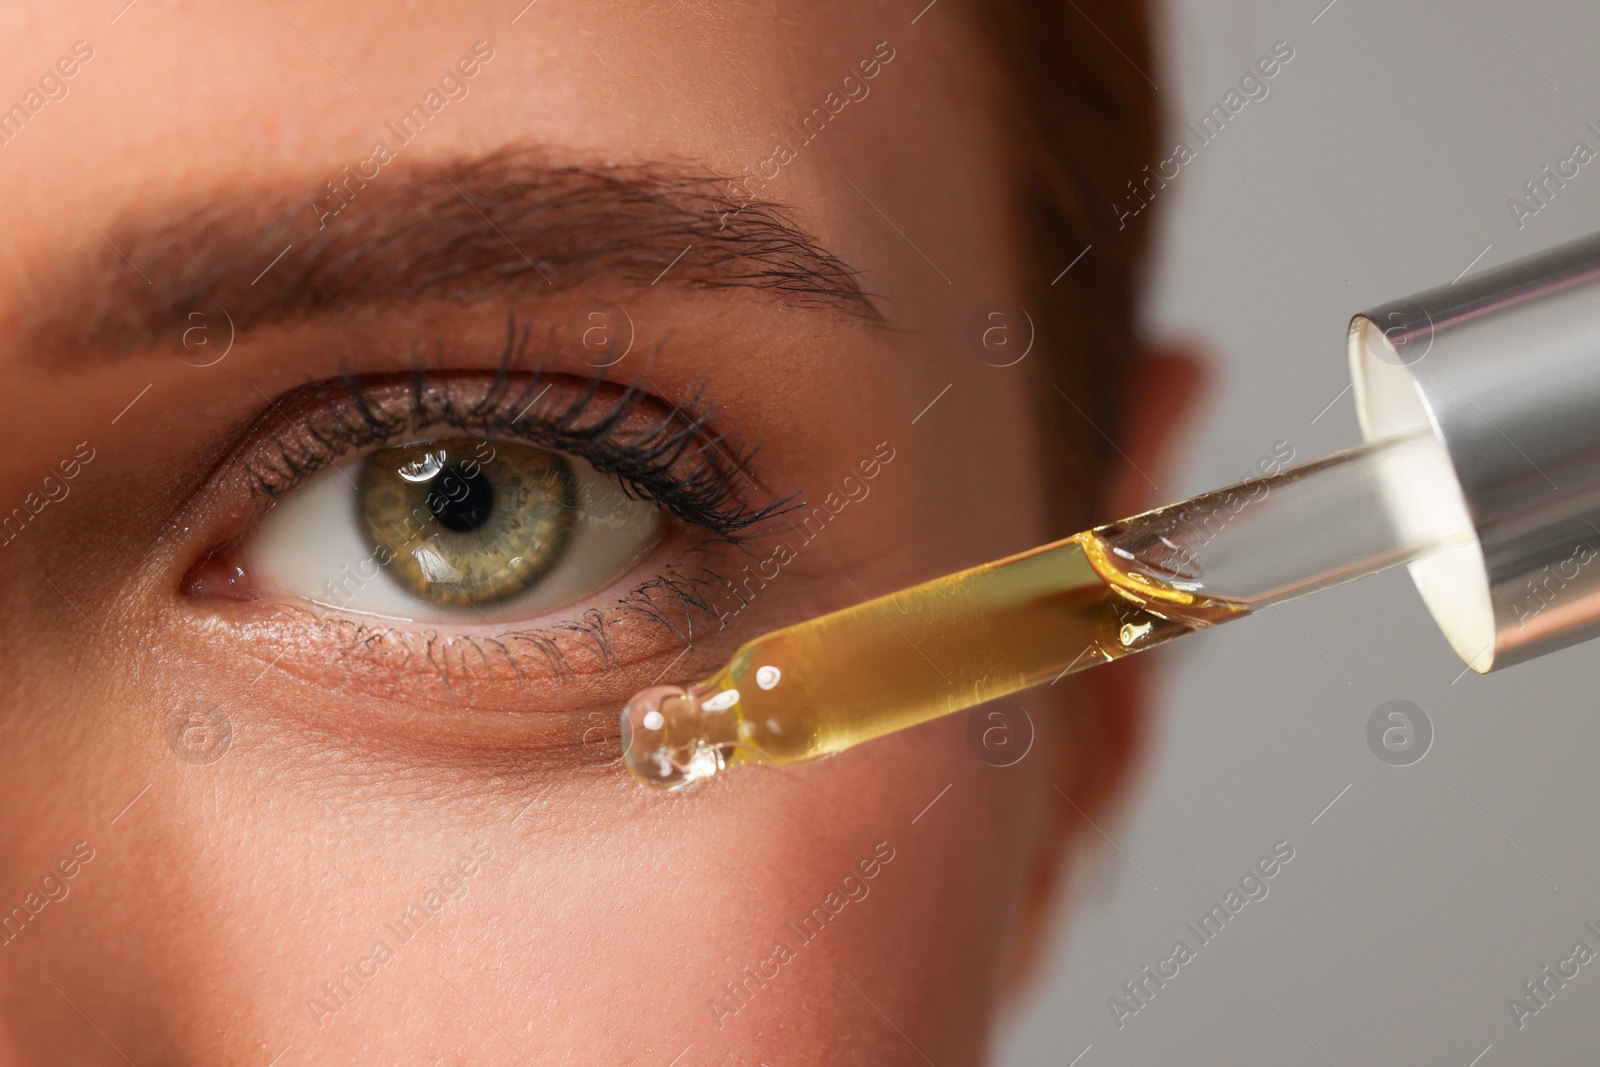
[0,3,1196,1063]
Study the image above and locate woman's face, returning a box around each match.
[0,4,1122,1063]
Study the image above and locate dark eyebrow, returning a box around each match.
[26,145,880,359]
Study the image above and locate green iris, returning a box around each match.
[359,438,577,606]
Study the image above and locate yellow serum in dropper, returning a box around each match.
[620,530,1243,790]
[619,430,1472,791]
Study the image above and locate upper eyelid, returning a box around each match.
[227,369,795,541]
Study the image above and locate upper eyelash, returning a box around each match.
[238,323,797,543]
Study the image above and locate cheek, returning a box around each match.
[29,720,1041,1064]
[545,716,1047,1060]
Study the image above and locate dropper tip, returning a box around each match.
[620,684,725,791]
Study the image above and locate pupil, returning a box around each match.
[425,465,494,532]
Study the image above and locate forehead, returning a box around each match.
[0,2,1002,305]
[0,4,1030,537]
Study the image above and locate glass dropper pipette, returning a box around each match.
[616,227,1600,791]
[619,428,1474,791]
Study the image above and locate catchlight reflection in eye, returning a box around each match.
[243,438,665,624]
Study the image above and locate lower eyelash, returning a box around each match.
[259,550,745,694]
[615,561,740,645]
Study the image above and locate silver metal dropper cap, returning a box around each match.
[1350,231,1600,673]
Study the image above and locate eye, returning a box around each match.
[241,436,664,624]
[179,368,796,661]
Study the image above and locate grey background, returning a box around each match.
[996,1,1600,1064]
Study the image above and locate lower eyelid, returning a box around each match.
[193,538,741,713]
